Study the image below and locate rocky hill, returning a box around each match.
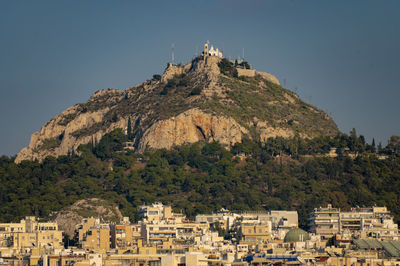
[50,198,122,236]
[15,56,339,163]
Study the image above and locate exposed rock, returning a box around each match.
[51,198,122,236]
[161,64,184,83]
[16,55,340,162]
[255,120,295,141]
[257,71,280,85]
[138,108,248,152]
[15,106,128,163]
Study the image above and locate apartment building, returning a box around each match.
[0,216,63,250]
[195,208,236,231]
[239,223,271,244]
[141,221,208,246]
[110,223,141,249]
[80,225,110,252]
[76,217,111,252]
[76,217,98,243]
[139,202,185,223]
[308,204,340,238]
[309,205,399,239]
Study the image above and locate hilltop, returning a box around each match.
[16,54,339,163]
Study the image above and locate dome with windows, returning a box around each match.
[284,228,310,242]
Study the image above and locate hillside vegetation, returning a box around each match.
[2,129,400,228]
[16,57,339,162]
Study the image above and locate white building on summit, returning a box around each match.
[208,45,223,57]
[202,42,223,58]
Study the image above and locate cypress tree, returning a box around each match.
[371,138,376,153]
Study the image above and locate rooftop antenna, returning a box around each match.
[171,43,175,64]
[242,48,245,60]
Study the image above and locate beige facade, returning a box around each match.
[309,204,340,238]
[76,217,111,252]
[141,221,207,246]
[139,202,173,222]
[309,205,399,239]
[110,223,141,249]
[139,202,185,223]
[81,225,110,252]
[0,216,63,250]
[76,217,98,243]
[239,224,271,244]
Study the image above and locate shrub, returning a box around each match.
[94,128,126,159]
[41,137,62,150]
[160,87,169,95]
[152,74,161,81]
[218,58,238,78]
[177,74,189,87]
[166,78,177,88]
[237,61,250,69]
[190,87,202,96]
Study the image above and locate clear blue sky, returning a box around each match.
[1,0,399,156]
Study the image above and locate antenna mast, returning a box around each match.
[171,43,175,64]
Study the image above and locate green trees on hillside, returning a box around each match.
[1,129,400,229]
[218,58,238,78]
[94,128,126,159]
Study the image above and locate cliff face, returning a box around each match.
[16,90,128,162]
[137,108,248,152]
[15,56,339,163]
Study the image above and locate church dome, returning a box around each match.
[284,228,310,242]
